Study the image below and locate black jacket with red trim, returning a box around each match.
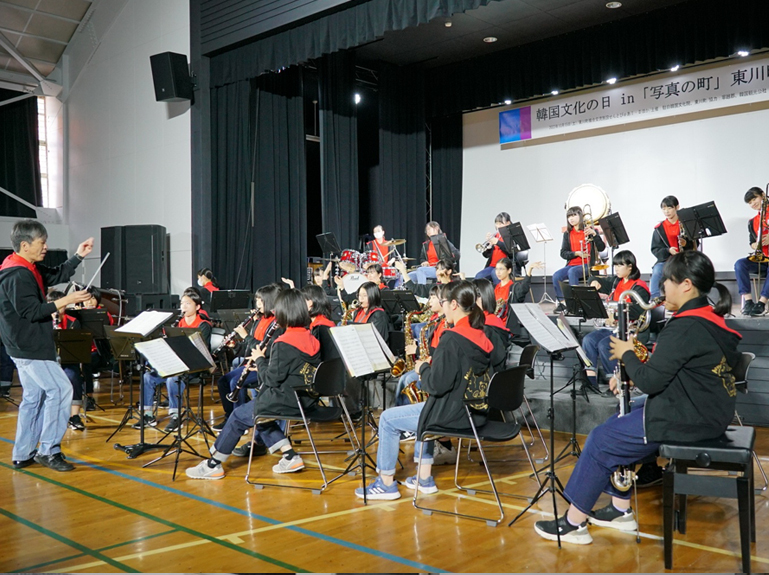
[622,296,741,443]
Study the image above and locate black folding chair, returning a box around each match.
[731,351,767,492]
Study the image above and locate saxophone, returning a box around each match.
[341,300,359,326]
[400,316,443,404]
[392,305,432,376]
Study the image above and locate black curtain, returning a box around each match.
[210,68,307,291]
[427,0,769,117]
[0,90,41,218]
[430,114,463,250]
[373,64,426,260]
[319,51,359,251]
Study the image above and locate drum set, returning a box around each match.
[331,239,412,293]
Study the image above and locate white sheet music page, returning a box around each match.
[329,326,374,377]
[116,310,173,336]
[511,303,576,354]
[189,331,216,367]
[134,339,189,377]
[527,223,553,242]
[356,324,393,372]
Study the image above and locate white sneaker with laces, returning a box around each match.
[432,441,457,465]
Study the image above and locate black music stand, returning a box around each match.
[317,232,342,257]
[54,329,93,422]
[135,333,216,479]
[210,290,251,312]
[570,286,608,321]
[381,290,421,315]
[105,325,144,443]
[429,233,454,264]
[507,303,577,547]
[330,323,397,505]
[677,202,727,246]
[68,308,111,410]
[598,213,630,249]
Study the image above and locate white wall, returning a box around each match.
[66,0,191,294]
[461,100,769,276]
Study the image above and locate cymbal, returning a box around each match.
[322,257,340,262]
[400,257,415,262]
[386,239,406,246]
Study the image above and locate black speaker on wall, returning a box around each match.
[100,225,169,294]
[100,226,124,290]
[150,52,192,102]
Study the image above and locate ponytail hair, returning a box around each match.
[661,251,731,316]
[197,267,219,288]
[448,280,485,329]
[472,278,496,314]
[613,250,641,280]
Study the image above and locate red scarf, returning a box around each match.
[354,307,384,323]
[254,316,274,341]
[430,317,447,349]
[610,278,650,302]
[567,229,587,266]
[56,314,77,330]
[1,253,44,295]
[275,327,320,356]
[311,315,335,328]
[180,313,210,328]
[203,283,219,293]
[675,306,742,338]
[450,315,494,352]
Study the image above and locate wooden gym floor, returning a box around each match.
[0,378,768,573]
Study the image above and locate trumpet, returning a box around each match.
[475,232,496,253]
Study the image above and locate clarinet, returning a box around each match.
[213,309,259,355]
[225,320,279,402]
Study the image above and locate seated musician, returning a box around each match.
[47,290,87,431]
[363,263,388,290]
[136,290,211,432]
[650,196,686,299]
[301,285,337,359]
[367,225,393,265]
[355,281,493,499]
[535,251,740,544]
[581,250,650,393]
[349,282,390,344]
[186,289,322,479]
[553,206,606,313]
[395,258,456,299]
[492,257,543,323]
[473,279,512,374]
[409,222,460,285]
[475,212,514,286]
[734,187,769,316]
[197,267,220,293]
[213,283,283,433]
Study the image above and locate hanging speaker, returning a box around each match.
[150,52,192,102]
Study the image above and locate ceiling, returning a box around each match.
[0,0,92,90]
[355,0,690,69]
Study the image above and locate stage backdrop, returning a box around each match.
[460,60,769,278]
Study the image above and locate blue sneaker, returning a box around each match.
[354,477,401,500]
[404,475,438,494]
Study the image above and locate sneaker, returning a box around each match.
[132,414,157,429]
[432,441,457,465]
[211,416,228,433]
[588,503,638,532]
[185,459,225,480]
[68,414,85,431]
[399,431,416,443]
[233,442,268,457]
[750,301,766,317]
[354,476,402,500]
[534,515,592,545]
[742,300,756,315]
[272,454,305,474]
[34,452,75,472]
[0,385,10,398]
[85,396,97,411]
[13,450,37,469]
[635,462,664,488]
[163,414,180,433]
[404,475,438,494]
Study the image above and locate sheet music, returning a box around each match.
[511,303,576,354]
[189,331,216,367]
[134,339,189,377]
[358,324,395,372]
[556,314,592,367]
[116,310,173,336]
[329,326,374,377]
[527,223,553,242]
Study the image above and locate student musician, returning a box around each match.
[553,206,606,312]
[650,196,696,299]
[349,282,390,344]
[493,258,544,323]
[582,250,650,392]
[395,258,457,299]
[734,186,769,316]
[186,289,322,479]
[364,263,388,290]
[136,290,211,432]
[355,280,493,499]
[197,268,220,293]
[301,285,337,360]
[409,222,461,285]
[366,225,392,265]
[475,212,514,285]
[213,283,283,433]
[473,279,512,374]
[535,251,740,545]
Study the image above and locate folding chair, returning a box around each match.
[731,351,768,492]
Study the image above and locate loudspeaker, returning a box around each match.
[150,52,192,102]
[100,226,124,290]
[124,225,169,295]
[125,293,179,316]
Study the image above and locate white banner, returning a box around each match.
[499,56,769,144]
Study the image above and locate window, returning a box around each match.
[37,96,50,207]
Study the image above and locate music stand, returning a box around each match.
[54,329,93,423]
[104,325,144,442]
[430,234,454,263]
[570,286,608,321]
[527,223,556,305]
[677,202,727,247]
[316,232,342,257]
[210,290,252,312]
[381,290,421,315]
[68,309,111,410]
[598,213,630,249]
[330,323,397,505]
[506,303,577,547]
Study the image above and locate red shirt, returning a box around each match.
[179,313,210,328]
[661,219,680,251]
[353,307,384,323]
[428,314,447,349]
[567,229,588,266]
[203,282,219,293]
[367,240,390,262]
[752,213,769,256]
[425,241,439,266]
[449,316,494,352]
[0,253,44,295]
[311,315,335,328]
[254,316,273,341]
[495,280,512,302]
[489,233,506,267]
[610,278,650,302]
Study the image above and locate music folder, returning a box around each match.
[134,332,215,378]
[329,323,396,378]
[116,310,174,337]
[509,303,577,354]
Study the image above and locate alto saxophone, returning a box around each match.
[341,300,359,326]
[400,316,442,404]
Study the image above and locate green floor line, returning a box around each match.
[0,462,306,573]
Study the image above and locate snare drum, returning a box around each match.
[382,266,398,279]
[339,249,361,273]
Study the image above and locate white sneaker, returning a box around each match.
[272,455,305,474]
[432,441,457,465]
[185,459,225,480]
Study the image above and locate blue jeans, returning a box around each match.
[475,266,500,286]
[649,261,666,299]
[408,266,437,285]
[552,264,586,299]
[581,329,616,377]
[734,258,769,298]
[142,372,184,414]
[394,370,420,406]
[62,364,85,405]
[211,401,288,459]
[376,403,434,475]
[11,358,73,459]
[563,396,659,514]
[217,364,258,417]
